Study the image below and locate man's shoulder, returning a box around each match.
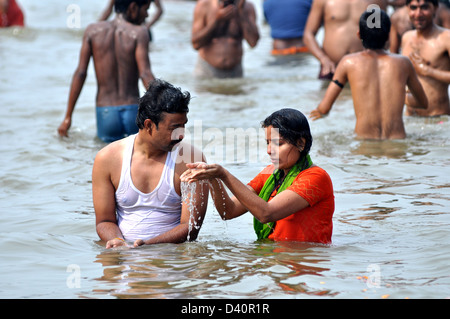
[195,0,213,9]
[400,29,416,47]
[437,25,450,40]
[95,138,128,163]
[85,20,111,32]
[387,52,414,69]
[402,28,417,39]
[84,20,114,39]
[340,51,362,64]
[116,20,148,36]
[244,0,256,9]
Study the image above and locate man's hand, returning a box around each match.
[58,118,71,138]
[217,1,236,21]
[133,239,145,247]
[409,52,432,77]
[236,0,246,10]
[310,108,325,121]
[319,56,336,78]
[181,162,226,183]
[106,238,129,249]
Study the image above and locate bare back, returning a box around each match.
[344,51,414,139]
[86,18,151,106]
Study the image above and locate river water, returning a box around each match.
[0,0,449,300]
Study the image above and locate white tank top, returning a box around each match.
[115,134,182,242]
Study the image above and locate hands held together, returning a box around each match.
[105,237,146,249]
[180,162,225,183]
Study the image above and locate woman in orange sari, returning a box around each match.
[181,108,334,244]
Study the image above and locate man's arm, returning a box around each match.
[135,26,155,89]
[405,57,428,109]
[181,163,309,224]
[409,51,450,84]
[191,0,233,50]
[98,0,114,21]
[303,0,336,76]
[135,146,209,246]
[237,0,259,48]
[136,179,209,246]
[92,147,127,249]
[58,29,92,138]
[310,58,348,120]
[145,0,163,29]
[389,12,402,53]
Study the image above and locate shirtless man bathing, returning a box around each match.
[191,0,259,78]
[401,0,450,116]
[304,0,387,79]
[310,8,428,140]
[58,0,155,143]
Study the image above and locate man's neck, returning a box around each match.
[135,131,167,160]
[114,13,134,25]
[363,48,388,56]
[416,23,437,38]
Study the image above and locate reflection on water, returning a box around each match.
[194,78,249,96]
[265,53,311,68]
[91,240,333,299]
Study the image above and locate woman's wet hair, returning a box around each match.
[115,0,151,13]
[136,79,190,129]
[261,108,313,163]
[359,8,391,50]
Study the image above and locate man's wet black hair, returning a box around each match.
[359,8,391,50]
[136,79,190,129]
[115,0,151,14]
[406,0,439,6]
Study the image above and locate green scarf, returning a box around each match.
[253,155,313,240]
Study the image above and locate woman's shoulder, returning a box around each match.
[259,164,275,175]
[290,165,334,199]
[297,165,333,184]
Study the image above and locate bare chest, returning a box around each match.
[405,37,450,69]
[206,12,242,39]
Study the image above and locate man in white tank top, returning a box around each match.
[92,79,209,249]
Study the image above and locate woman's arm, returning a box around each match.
[182,163,310,224]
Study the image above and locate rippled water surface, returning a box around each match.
[1,0,449,299]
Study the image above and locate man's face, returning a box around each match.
[153,112,188,152]
[136,2,150,25]
[407,0,436,30]
[128,1,150,25]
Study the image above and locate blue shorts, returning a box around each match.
[96,104,139,143]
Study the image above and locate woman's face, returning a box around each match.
[265,126,302,171]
